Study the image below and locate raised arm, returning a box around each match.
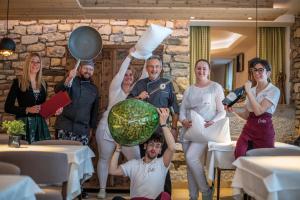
[157,108,176,167]
[109,144,124,176]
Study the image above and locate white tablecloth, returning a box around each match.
[0,145,95,200]
[206,141,299,181]
[232,156,300,200]
[0,175,42,200]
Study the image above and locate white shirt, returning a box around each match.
[180,82,226,122]
[245,83,280,114]
[98,57,148,141]
[120,157,169,199]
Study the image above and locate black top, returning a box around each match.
[54,76,100,136]
[5,78,47,118]
[128,77,179,113]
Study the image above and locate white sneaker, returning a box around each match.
[97,189,106,199]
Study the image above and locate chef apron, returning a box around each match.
[234,112,275,159]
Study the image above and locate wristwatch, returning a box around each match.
[160,124,167,128]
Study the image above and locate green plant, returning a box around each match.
[2,120,26,136]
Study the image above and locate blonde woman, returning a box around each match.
[5,53,50,144]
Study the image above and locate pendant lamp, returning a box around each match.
[0,0,16,57]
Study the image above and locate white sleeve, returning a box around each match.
[265,86,280,106]
[179,87,190,122]
[212,83,226,122]
[109,56,131,92]
[138,61,148,80]
[120,159,136,178]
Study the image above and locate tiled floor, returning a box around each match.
[85,185,234,200]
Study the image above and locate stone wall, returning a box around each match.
[291,14,300,134]
[0,19,190,133]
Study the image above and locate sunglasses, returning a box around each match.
[251,67,265,74]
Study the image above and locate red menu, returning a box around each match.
[39,91,72,118]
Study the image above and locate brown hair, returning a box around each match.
[19,53,46,92]
[195,59,210,68]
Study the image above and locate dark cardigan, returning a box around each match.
[5,78,47,118]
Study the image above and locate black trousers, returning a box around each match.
[139,141,172,195]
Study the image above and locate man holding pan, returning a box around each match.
[127,55,179,195]
[54,60,99,146]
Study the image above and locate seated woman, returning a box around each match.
[96,47,148,199]
[226,58,280,158]
[180,59,226,200]
[5,53,50,144]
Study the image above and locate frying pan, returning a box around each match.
[68,26,102,84]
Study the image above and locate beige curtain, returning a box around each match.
[258,27,286,103]
[190,26,210,84]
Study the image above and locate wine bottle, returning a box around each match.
[222,86,245,107]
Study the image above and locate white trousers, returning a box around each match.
[96,125,140,189]
[182,141,210,200]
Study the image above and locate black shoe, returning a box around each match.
[81,190,89,199]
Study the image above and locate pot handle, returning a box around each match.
[69,59,81,87]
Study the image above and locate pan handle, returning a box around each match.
[69,59,81,87]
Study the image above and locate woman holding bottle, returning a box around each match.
[180,59,226,200]
[96,47,148,199]
[226,58,280,158]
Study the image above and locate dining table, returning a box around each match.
[0,144,95,200]
[0,175,42,200]
[232,156,300,200]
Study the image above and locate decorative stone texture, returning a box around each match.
[124,36,139,43]
[146,20,165,26]
[291,15,300,133]
[128,20,146,26]
[166,45,189,54]
[7,20,19,29]
[43,24,57,33]
[166,38,181,45]
[46,46,66,57]
[27,25,43,34]
[171,68,189,76]
[11,26,26,35]
[174,55,189,63]
[171,29,189,37]
[98,25,112,35]
[110,34,123,43]
[27,43,45,52]
[21,35,38,44]
[175,77,189,91]
[73,23,90,30]
[40,32,65,42]
[19,21,36,25]
[39,20,60,24]
[163,54,172,63]
[170,62,189,69]
[174,20,189,29]
[12,61,24,69]
[51,58,61,66]
[92,19,110,24]
[58,24,72,32]
[110,20,127,26]
[166,21,174,28]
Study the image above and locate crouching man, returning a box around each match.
[109,108,176,200]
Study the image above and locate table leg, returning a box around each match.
[217,168,221,200]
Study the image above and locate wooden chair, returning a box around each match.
[32,139,82,146]
[0,161,21,175]
[0,151,69,200]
